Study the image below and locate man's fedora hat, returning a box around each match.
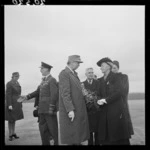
[68,55,83,63]
[12,72,20,77]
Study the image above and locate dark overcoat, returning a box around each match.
[117,73,134,136]
[59,67,90,144]
[5,80,24,121]
[97,71,131,143]
[82,79,99,132]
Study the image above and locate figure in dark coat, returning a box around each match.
[58,55,90,145]
[96,57,131,145]
[5,72,24,141]
[112,60,134,136]
[26,85,55,144]
[82,67,99,145]
[22,62,59,145]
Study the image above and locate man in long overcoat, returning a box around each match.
[58,55,90,145]
[96,57,131,145]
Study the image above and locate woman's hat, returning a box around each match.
[113,60,119,69]
[12,72,20,77]
[97,57,113,67]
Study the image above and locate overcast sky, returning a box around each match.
[5,5,145,94]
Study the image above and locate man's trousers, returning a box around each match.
[39,113,58,145]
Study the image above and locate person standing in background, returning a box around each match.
[112,60,134,138]
[82,68,99,145]
[5,72,24,141]
[58,55,90,145]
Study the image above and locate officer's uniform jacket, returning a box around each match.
[27,75,58,114]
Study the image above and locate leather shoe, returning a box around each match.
[9,135,13,141]
[12,134,19,139]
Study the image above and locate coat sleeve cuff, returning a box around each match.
[26,95,31,100]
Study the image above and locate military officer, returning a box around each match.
[23,62,59,145]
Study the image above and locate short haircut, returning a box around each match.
[85,67,93,73]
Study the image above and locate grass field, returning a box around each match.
[5,100,145,145]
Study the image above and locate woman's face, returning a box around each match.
[100,62,111,74]
[12,75,19,81]
[112,64,119,73]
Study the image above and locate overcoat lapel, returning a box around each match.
[105,71,113,84]
[65,67,82,91]
[46,74,52,81]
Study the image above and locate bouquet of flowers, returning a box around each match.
[81,83,98,111]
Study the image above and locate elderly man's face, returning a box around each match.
[85,69,94,79]
[112,64,119,73]
[72,61,80,70]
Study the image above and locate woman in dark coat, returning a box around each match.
[5,72,24,141]
[112,60,134,136]
[96,58,131,145]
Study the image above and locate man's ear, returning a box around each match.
[85,72,87,77]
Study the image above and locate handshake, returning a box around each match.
[97,99,107,105]
[17,95,28,103]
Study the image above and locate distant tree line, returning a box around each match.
[128,93,145,100]
[23,92,145,103]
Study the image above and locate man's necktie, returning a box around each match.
[42,77,46,81]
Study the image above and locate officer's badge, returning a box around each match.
[43,81,49,86]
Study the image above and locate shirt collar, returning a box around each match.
[43,73,51,80]
[67,65,74,74]
[87,79,93,84]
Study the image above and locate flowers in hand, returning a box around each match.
[81,83,97,104]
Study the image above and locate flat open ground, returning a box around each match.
[5,100,145,145]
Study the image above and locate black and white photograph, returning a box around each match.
[4,5,145,145]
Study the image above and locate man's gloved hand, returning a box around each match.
[8,105,13,110]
